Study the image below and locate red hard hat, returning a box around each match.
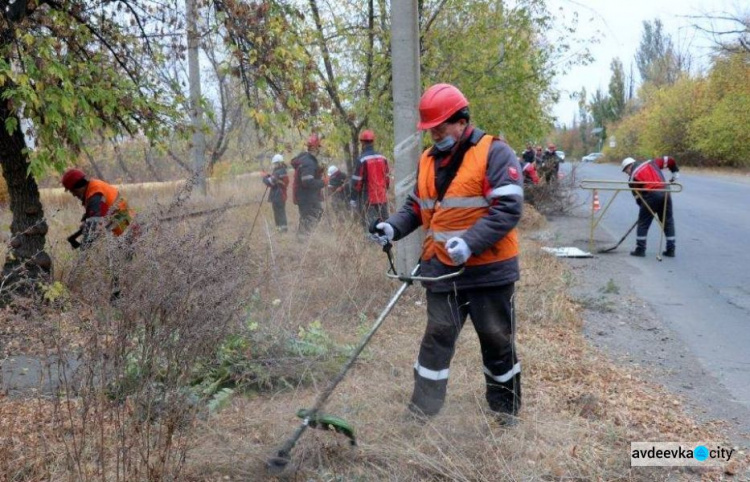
[62,168,87,191]
[307,134,321,148]
[359,129,375,142]
[417,83,469,130]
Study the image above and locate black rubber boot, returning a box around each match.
[487,373,521,427]
[662,247,675,257]
[630,247,646,257]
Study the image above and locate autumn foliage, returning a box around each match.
[606,52,750,167]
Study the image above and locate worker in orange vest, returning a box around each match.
[61,168,134,249]
[370,84,523,425]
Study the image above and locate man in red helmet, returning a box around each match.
[61,168,134,249]
[291,134,326,235]
[370,83,524,425]
[350,129,390,229]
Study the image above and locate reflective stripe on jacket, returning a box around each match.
[84,179,132,236]
[417,134,519,268]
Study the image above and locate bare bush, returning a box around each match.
[41,204,256,480]
[525,165,582,215]
[1,173,727,481]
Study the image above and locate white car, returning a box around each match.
[555,150,566,161]
[582,152,604,163]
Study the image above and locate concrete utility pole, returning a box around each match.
[187,0,207,194]
[390,0,422,273]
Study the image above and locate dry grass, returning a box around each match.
[1,179,745,481]
[0,172,7,205]
[181,214,737,481]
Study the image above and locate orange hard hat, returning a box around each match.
[62,168,87,191]
[417,83,469,130]
[359,129,375,142]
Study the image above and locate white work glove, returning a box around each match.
[446,237,471,265]
[369,222,394,247]
[349,200,358,209]
[670,172,680,183]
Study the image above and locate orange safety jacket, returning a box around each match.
[85,179,132,236]
[416,135,519,267]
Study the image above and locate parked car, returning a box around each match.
[582,152,604,163]
[555,150,566,161]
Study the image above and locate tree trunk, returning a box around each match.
[347,130,359,175]
[82,144,105,179]
[1,90,51,300]
[143,146,162,182]
[167,149,193,173]
[187,0,206,194]
[113,142,135,183]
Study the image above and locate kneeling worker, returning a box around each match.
[62,168,134,249]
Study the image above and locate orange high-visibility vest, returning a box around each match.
[416,135,518,266]
[85,179,132,236]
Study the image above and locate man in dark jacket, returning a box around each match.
[540,143,560,183]
[350,130,390,230]
[370,84,523,425]
[263,154,290,232]
[291,134,326,235]
[522,144,535,165]
[327,165,349,222]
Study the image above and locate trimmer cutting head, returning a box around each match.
[266,453,291,474]
[296,409,357,446]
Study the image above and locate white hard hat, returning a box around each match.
[327,165,339,176]
[271,154,283,164]
[621,157,636,172]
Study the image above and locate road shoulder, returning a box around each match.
[539,212,750,448]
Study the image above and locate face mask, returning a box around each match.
[435,136,456,152]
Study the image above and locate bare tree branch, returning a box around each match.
[308,0,353,129]
[363,0,374,102]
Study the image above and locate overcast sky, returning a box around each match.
[548,0,743,125]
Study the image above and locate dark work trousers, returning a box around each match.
[410,283,521,417]
[298,201,323,235]
[271,201,287,231]
[636,191,675,250]
[363,203,389,230]
[329,197,348,223]
[542,163,559,183]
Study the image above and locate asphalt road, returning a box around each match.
[568,161,750,411]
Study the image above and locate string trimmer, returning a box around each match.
[266,237,463,474]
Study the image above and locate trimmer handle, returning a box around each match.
[67,229,83,250]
